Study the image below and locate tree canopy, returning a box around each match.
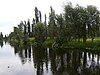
[8,2,100,45]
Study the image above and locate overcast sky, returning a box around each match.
[0,0,100,35]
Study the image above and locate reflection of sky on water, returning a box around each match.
[0,42,100,75]
[0,43,36,75]
[87,53,98,68]
[0,62,35,75]
[0,42,52,75]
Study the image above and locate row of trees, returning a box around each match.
[8,7,46,43]
[63,3,100,43]
[9,2,100,44]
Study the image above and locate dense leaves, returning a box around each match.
[8,2,100,45]
[33,22,46,43]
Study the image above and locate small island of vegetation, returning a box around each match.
[4,2,100,50]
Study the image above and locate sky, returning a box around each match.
[0,0,100,35]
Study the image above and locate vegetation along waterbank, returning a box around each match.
[3,2,100,50]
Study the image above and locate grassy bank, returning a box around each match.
[41,37,100,50]
[59,37,100,50]
[9,37,100,50]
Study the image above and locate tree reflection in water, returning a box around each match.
[32,46,49,75]
[11,43,32,64]
[11,43,100,75]
[49,49,100,75]
[0,41,3,48]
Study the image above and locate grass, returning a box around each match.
[28,38,35,44]
[60,37,100,50]
[43,38,55,47]
[10,37,100,50]
[29,37,100,50]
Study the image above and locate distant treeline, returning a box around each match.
[8,2,100,44]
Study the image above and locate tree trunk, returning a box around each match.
[91,38,94,42]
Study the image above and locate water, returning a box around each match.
[0,42,100,75]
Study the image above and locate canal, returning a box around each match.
[0,42,100,75]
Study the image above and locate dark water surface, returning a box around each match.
[0,42,100,75]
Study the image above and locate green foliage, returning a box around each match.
[48,6,57,38]
[8,2,100,50]
[63,3,100,43]
[43,37,55,47]
[33,22,46,43]
[60,38,100,50]
[27,19,31,37]
[8,21,28,44]
[28,38,35,44]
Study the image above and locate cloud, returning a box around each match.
[0,21,13,27]
[0,0,100,35]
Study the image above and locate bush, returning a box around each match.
[43,38,55,48]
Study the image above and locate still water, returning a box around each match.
[0,42,100,75]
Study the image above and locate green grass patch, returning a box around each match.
[60,37,100,50]
[29,38,35,44]
[43,38,55,48]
